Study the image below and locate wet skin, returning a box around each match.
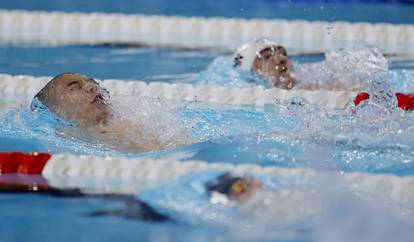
[34,73,110,126]
[252,46,296,89]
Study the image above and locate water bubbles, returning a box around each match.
[326,25,334,35]
[294,48,389,92]
[286,81,294,89]
[195,56,269,87]
[110,96,195,150]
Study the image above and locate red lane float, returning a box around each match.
[0,152,51,174]
[353,92,414,110]
[353,92,370,106]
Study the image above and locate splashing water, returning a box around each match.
[195,56,269,87]
[3,88,414,174]
[0,96,196,155]
[0,104,113,155]
[190,47,414,174]
[1,47,413,174]
[139,169,414,242]
[187,58,414,173]
[197,48,397,96]
[1,48,414,242]
[109,96,195,150]
[293,48,391,95]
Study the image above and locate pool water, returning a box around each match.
[1,44,413,85]
[1,46,414,242]
[1,193,227,242]
[1,1,414,241]
[1,45,414,175]
[0,45,217,81]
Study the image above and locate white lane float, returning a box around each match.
[0,73,356,109]
[0,10,413,55]
[1,151,414,206]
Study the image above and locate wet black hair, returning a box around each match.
[206,173,244,197]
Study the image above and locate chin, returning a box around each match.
[74,111,109,126]
[95,109,111,124]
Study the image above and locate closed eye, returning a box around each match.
[67,80,81,90]
[259,47,274,59]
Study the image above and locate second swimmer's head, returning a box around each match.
[31,72,111,126]
[206,173,262,202]
[233,38,295,89]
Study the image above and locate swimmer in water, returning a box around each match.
[0,172,260,223]
[234,38,296,89]
[206,173,320,221]
[233,37,363,91]
[32,72,111,126]
[206,173,262,203]
[31,72,163,153]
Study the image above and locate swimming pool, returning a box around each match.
[1,2,414,242]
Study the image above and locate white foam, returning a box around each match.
[109,95,195,150]
[293,48,390,93]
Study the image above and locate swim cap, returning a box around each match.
[233,37,278,71]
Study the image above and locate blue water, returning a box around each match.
[1,59,414,240]
[0,193,233,242]
[1,1,414,240]
[1,0,414,24]
[0,45,217,81]
[0,44,413,81]
[1,45,414,176]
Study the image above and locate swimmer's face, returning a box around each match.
[34,73,110,126]
[252,46,295,89]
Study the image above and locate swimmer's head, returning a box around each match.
[233,37,295,89]
[207,173,262,203]
[31,72,111,126]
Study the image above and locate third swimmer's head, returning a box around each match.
[32,72,111,126]
[233,37,295,89]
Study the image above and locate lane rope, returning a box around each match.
[0,10,413,55]
[354,91,414,110]
[0,73,356,108]
[1,152,414,205]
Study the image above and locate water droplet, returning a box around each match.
[326,26,334,35]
